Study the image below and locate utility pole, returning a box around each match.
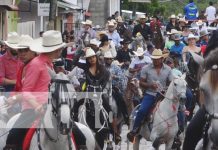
[47,0,57,30]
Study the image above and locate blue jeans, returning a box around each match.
[133,93,156,130]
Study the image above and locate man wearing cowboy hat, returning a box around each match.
[133,14,152,42]
[116,16,132,41]
[0,32,23,93]
[166,14,180,32]
[127,49,173,142]
[106,21,122,48]
[129,47,152,79]
[4,30,68,150]
[116,39,132,69]
[78,19,96,40]
[170,33,186,60]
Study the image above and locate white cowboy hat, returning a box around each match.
[4,32,25,49]
[178,18,188,24]
[150,49,163,59]
[108,21,115,26]
[17,35,34,48]
[196,20,204,26]
[30,30,66,53]
[84,20,92,26]
[104,51,114,58]
[84,47,96,58]
[187,33,199,41]
[166,29,181,35]
[200,30,209,38]
[133,47,145,57]
[169,14,176,19]
[117,16,123,22]
[139,14,147,19]
[112,60,124,66]
[90,39,101,47]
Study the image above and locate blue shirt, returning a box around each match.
[107,31,122,47]
[184,2,198,20]
[170,42,186,55]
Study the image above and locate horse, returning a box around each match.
[188,49,218,150]
[129,74,187,150]
[4,72,96,150]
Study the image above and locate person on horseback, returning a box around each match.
[106,21,122,48]
[127,49,173,142]
[4,31,66,150]
[129,47,152,79]
[71,47,119,149]
[104,51,129,121]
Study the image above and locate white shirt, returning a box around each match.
[129,56,152,69]
[205,6,216,24]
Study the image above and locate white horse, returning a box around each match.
[189,49,218,150]
[5,72,96,150]
[130,74,187,150]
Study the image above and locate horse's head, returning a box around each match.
[48,70,76,135]
[170,74,187,105]
[190,49,218,144]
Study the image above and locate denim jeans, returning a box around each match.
[133,93,156,130]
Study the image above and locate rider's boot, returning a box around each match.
[127,127,140,143]
[3,145,20,150]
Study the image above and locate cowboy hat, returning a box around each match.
[84,20,92,26]
[174,34,181,41]
[133,47,145,57]
[4,32,26,49]
[139,14,147,19]
[151,49,163,59]
[187,33,199,41]
[112,60,124,66]
[169,14,176,19]
[108,21,115,26]
[167,29,181,35]
[178,18,188,24]
[104,51,114,58]
[17,35,34,48]
[30,30,66,53]
[84,47,96,58]
[117,16,123,23]
[200,30,209,38]
[90,39,101,47]
[196,20,204,26]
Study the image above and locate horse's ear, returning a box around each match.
[189,51,204,65]
[181,73,186,80]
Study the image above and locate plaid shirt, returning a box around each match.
[106,64,127,92]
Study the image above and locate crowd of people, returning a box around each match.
[0,0,218,149]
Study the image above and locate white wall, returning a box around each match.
[110,0,120,16]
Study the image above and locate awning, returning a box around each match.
[58,1,82,10]
[0,5,19,11]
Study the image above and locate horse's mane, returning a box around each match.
[204,48,218,91]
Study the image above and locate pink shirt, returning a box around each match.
[0,51,23,85]
[21,54,53,110]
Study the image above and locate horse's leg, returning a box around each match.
[165,138,174,150]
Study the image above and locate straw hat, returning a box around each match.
[150,49,163,59]
[84,20,92,26]
[139,14,147,19]
[17,35,34,48]
[169,14,176,19]
[200,30,209,38]
[187,33,199,41]
[108,21,115,26]
[196,20,204,26]
[112,60,124,66]
[133,47,145,56]
[90,39,101,47]
[179,18,188,24]
[30,30,66,53]
[104,51,114,58]
[117,16,123,23]
[4,32,25,49]
[84,47,96,58]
